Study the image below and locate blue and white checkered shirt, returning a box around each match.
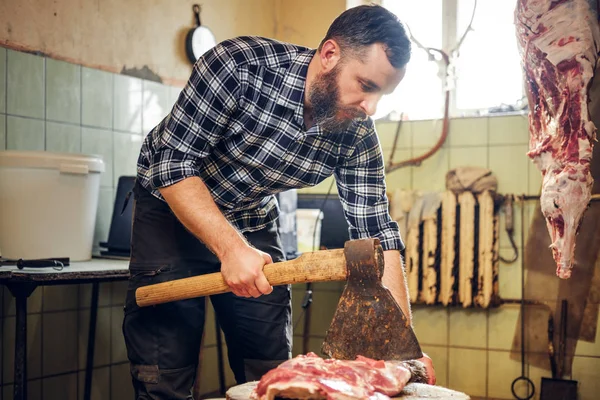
[137,36,404,251]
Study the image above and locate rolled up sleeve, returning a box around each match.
[148,43,240,190]
[334,124,404,251]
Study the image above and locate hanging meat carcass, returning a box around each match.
[515,0,600,278]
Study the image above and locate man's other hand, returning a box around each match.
[418,353,436,385]
[220,245,274,298]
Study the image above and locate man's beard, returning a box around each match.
[308,65,367,133]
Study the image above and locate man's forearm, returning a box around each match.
[382,250,412,326]
[158,176,246,259]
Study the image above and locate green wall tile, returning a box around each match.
[82,127,113,187]
[43,373,78,399]
[113,131,142,183]
[7,50,44,119]
[6,116,44,150]
[46,59,81,124]
[82,67,113,129]
[142,80,169,133]
[43,311,78,375]
[45,121,81,153]
[111,363,135,399]
[0,47,6,113]
[114,74,142,134]
[0,114,5,150]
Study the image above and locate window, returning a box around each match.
[374,0,444,121]
[373,0,524,120]
[454,0,525,113]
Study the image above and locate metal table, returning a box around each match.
[0,258,130,400]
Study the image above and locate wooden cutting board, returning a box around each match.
[225,381,470,399]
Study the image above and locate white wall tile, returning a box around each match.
[487,350,524,399]
[142,80,169,133]
[110,306,127,363]
[449,146,488,170]
[422,345,448,387]
[489,305,522,352]
[448,117,488,147]
[3,314,43,382]
[489,114,529,145]
[488,145,530,194]
[448,348,487,397]
[111,363,135,399]
[42,285,79,312]
[78,308,111,369]
[412,119,444,148]
[412,306,449,346]
[375,120,411,150]
[168,85,183,108]
[449,309,488,348]
[78,366,110,400]
[43,372,78,399]
[412,146,449,192]
[572,356,600,400]
[384,149,412,190]
[43,311,78,375]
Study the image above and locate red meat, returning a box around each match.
[515,0,600,278]
[251,353,414,400]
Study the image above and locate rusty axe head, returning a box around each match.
[321,238,423,361]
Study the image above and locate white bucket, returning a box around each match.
[0,151,105,261]
[296,208,323,253]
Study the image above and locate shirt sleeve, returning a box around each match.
[148,43,240,189]
[334,123,405,251]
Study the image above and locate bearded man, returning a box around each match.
[122,4,435,398]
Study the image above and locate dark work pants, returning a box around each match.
[122,182,292,399]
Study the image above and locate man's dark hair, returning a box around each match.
[318,4,411,69]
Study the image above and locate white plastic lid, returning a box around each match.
[0,151,105,173]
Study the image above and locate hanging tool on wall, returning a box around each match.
[500,194,519,264]
[511,197,536,400]
[185,4,216,64]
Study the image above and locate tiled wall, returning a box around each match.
[0,46,194,399]
[297,117,600,400]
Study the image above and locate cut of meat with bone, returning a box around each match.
[515,0,600,278]
[251,353,426,400]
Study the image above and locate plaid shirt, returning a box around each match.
[137,36,403,251]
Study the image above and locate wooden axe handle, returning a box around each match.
[135,248,347,307]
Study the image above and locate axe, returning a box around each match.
[135,238,423,361]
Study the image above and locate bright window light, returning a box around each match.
[372,0,524,120]
[377,0,444,121]
[454,0,524,112]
